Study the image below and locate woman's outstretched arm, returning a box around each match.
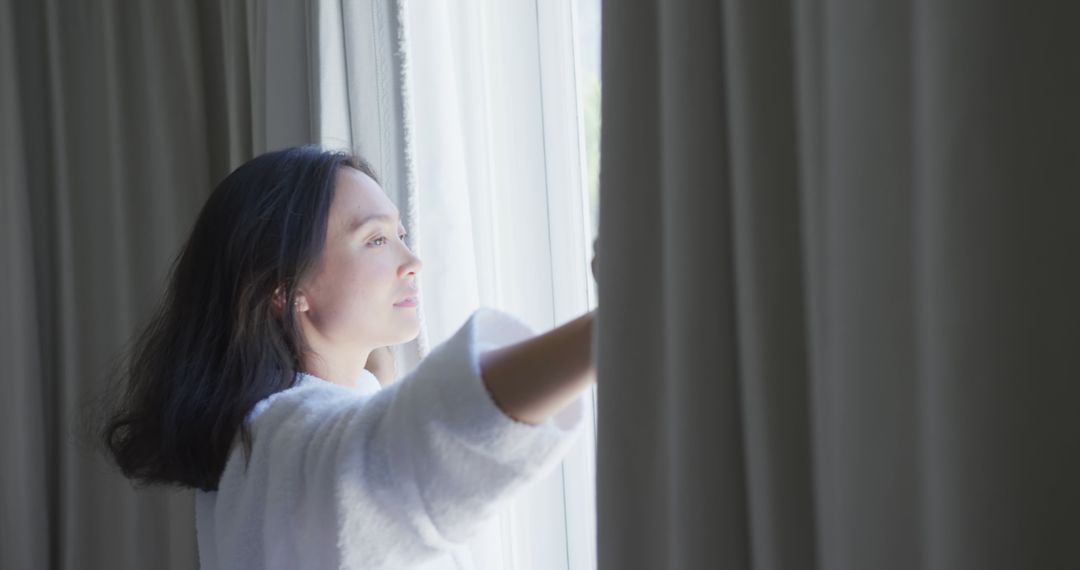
[479,310,596,425]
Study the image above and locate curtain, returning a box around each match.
[0,1,320,567]
[595,1,1080,569]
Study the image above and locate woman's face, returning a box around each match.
[296,167,422,352]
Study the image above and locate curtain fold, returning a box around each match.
[0,1,320,567]
[1,3,51,566]
[596,1,1080,569]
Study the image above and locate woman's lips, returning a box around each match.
[394,296,418,307]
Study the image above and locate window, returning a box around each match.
[324,0,601,566]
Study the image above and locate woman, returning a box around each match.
[98,144,598,569]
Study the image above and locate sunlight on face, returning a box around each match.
[298,167,422,350]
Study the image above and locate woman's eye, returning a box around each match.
[371,233,408,247]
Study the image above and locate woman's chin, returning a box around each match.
[390,320,422,344]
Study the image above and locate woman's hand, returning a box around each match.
[364,346,396,387]
[591,237,599,284]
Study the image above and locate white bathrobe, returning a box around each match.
[194,307,586,569]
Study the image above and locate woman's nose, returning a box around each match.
[402,250,422,276]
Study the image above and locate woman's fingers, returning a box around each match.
[591,237,598,284]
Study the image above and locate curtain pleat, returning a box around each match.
[1,3,51,568]
[596,1,1080,569]
[0,1,321,567]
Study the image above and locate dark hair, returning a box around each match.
[93,144,377,492]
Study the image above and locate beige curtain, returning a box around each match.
[0,0,319,567]
[595,1,1080,569]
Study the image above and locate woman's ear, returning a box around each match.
[271,286,286,313]
[272,286,307,314]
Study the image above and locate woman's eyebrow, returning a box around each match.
[349,213,402,232]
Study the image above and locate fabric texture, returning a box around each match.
[595,1,1080,569]
[196,307,585,570]
[1,1,321,568]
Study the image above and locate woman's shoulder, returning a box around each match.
[245,371,379,427]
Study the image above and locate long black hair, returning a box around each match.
[93,144,377,492]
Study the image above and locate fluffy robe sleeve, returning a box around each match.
[195,307,587,570]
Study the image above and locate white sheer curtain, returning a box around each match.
[321,1,599,568]
[406,6,598,569]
